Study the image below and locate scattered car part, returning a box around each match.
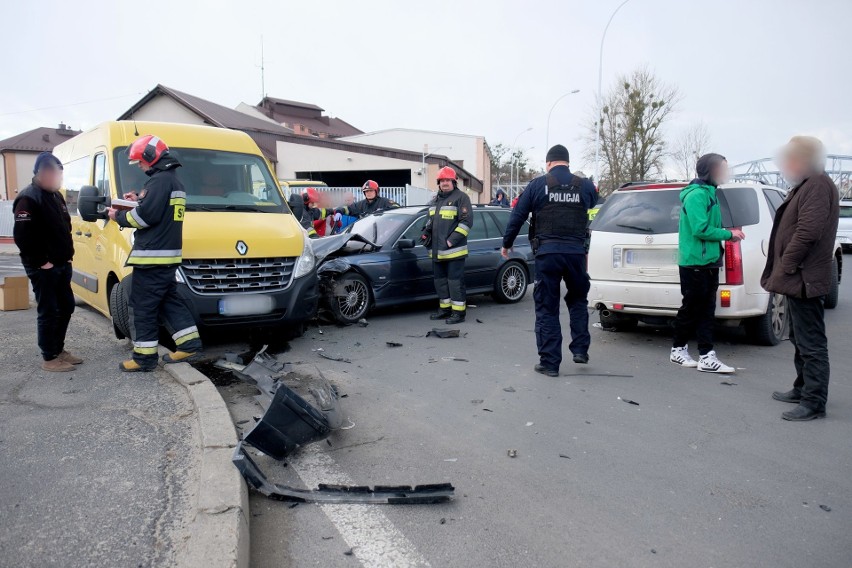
[507,449,517,458]
[242,378,343,460]
[319,352,352,363]
[619,397,640,406]
[386,341,403,348]
[427,328,460,338]
[233,443,455,504]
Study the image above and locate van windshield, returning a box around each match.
[113,148,287,213]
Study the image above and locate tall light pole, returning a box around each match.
[546,89,580,152]
[593,0,632,186]
[509,127,533,192]
[422,145,452,189]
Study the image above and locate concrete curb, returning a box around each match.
[164,363,249,568]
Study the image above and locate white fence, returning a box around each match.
[0,202,13,237]
[284,184,431,207]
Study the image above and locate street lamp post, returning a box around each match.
[593,0,632,186]
[509,127,533,194]
[545,89,580,152]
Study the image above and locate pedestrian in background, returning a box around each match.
[421,167,473,324]
[12,152,82,372]
[763,136,839,421]
[502,144,597,376]
[490,189,510,207]
[670,153,744,374]
[107,135,202,372]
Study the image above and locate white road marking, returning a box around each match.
[291,443,431,568]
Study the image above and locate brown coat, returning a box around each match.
[761,173,839,298]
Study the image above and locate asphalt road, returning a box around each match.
[0,256,199,567]
[214,270,852,568]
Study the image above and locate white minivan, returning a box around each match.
[588,182,842,345]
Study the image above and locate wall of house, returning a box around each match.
[130,95,207,125]
[339,131,484,183]
[1,152,38,199]
[0,155,6,200]
[14,153,37,195]
[275,141,423,184]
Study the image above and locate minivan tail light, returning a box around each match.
[724,233,743,286]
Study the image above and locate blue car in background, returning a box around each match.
[311,206,534,323]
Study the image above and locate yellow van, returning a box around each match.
[53,121,318,340]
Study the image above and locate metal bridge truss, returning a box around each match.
[730,155,852,197]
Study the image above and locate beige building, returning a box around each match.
[339,128,492,196]
[0,124,80,200]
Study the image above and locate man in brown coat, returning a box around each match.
[761,136,839,421]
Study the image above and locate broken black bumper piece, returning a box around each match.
[233,443,455,504]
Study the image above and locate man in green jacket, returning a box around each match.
[670,153,745,373]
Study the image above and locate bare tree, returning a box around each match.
[585,66,680,195]
[670,122,711,180]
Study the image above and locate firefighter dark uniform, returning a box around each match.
[421,167,473,324]
[502,145,598,376]
[336,180,399,219]
[112,135,202,372]
[12,152,82,372]
[298,188,332,238]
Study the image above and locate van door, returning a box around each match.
[72,152,112,311]
[65,155,99,305]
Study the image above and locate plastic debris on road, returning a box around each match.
[427,328,460,338]
[618,397,640,406]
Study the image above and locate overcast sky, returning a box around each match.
[3,0,851,175]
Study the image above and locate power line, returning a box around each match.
[0,92,143,118]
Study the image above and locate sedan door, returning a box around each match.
[382,214,435,301]
[463,211,506,290]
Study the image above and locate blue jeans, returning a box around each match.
[24,262,75,360]
[533,253,591,370]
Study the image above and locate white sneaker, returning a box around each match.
[697,351,735,374]
[670,346,698,368]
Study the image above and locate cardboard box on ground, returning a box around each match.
[0,276,30,311]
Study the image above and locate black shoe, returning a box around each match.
[782,404,826,421]
[445,311,466,325]
[772,388,802,404]
[534,364,558,377]
[573,353,589,364]
[430,309,452,320]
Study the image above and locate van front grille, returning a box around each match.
[179,257,296,295]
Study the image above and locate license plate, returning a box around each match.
[218,295,274,316]
[624,248,678,267]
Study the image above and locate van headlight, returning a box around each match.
[293,236,316,279]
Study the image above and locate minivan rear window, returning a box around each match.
[591,186,761,235]
[840,206,852,218]
[590,190,682,234]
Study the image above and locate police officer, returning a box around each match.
[421,166,473,324]
[107,135,202,372]
[336,180,399,219]
[502,145,598,376]
[13,152,83,372]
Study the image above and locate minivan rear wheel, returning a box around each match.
[745,293,788,346]
[824,257,840,309]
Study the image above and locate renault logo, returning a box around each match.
[236,240,248,255]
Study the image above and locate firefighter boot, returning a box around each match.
[162,351,202,364]
[119,359,156,373]
[430,309,452,320]
[445,310,466,325]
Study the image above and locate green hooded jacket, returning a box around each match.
[678,181,733,267]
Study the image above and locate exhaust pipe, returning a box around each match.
[600,309,614,319]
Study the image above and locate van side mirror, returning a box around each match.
[396,238,416,250]
[78,185,108,221]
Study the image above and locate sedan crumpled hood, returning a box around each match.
[311,233,380,263]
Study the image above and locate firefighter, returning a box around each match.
[501,144,598,376]
[420,166,472,324]
[107,135,202,372]
[336,180,399,219]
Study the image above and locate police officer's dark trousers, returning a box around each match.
[24,262,75,361]
[128,266,202,368]
[533,253,590,370]
[433,258,466,312]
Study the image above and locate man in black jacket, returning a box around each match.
[12,152,82,372]
[335,180,399,219]
[107,135,202,372]
[420,167,473,324]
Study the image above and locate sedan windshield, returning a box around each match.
[348,211,416,246]
[113,148,287,213]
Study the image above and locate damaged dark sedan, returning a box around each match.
[312,206,535,324]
